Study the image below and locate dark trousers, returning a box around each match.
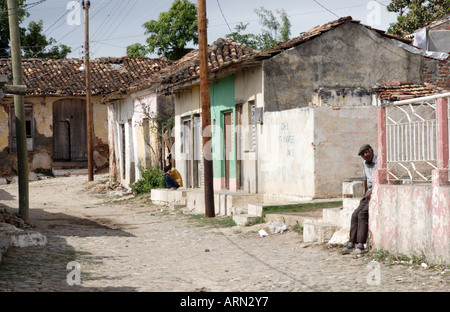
[349,197,370,244]
[165,175,179,189]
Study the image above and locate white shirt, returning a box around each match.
[363,154,378,191]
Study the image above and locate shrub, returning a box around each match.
[130,165,165,195]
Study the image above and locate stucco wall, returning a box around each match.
[371,172,450,264]
[259,108,315,198]
[263,22,424,112]
[0,96,108,178]
[234,66,263,193]
[314,106,378,197]
[173,85,201,187]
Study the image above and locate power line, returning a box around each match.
[313,0,340,19]
[91,0,139,57]
[216,0,232,33]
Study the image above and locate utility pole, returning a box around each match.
[7,0,29,222]
[197,0,215,218]
[83,0,94,182]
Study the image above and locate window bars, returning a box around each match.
[385,95,450,183]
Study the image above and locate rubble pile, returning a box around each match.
[0,208,32,228]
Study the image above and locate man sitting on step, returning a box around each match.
[342,144,378,255]
[163,164,183,190]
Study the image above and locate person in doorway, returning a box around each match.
[163,164,183,190]
[342,144,378,254]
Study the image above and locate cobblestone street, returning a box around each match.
[0,173,448,293]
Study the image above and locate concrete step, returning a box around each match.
[232,214,261,226]
[303,222,339,244]
[322,207,343,225]
[264,214,321,228]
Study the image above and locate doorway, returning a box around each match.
[223,111,233,189]
[53,99,87,162]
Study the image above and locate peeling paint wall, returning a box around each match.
[0,96,109,178]
[110,90,164,188]
[0,106,9,152]
[371,171,450,264]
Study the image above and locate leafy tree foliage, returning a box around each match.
[0,0,27,57]
[22,20,71,59]
[226,7,291,50]
[387,0,450,37]
[0,0,70,59]
[128,0,198,60]
[126,43,148,57]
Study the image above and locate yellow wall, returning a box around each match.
[0,96,109,176]
[0,106,9,152]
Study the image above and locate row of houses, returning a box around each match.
[1,17,448,199]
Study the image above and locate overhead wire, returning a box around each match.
[313,0,340,19]
[216,0,232,33]
[91,0,139,57]
[89,0,125,48]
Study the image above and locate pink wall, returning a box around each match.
[370,171,450,263]
[370,97,450,264]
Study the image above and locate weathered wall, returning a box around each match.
[314,106,378,197]
[234,66,263,193]
[371,172,450,264]
[423,57,450,91]
[132,90,160,179]
[259,107,316,198]
[0,96,108,179]
[173,85,201,188]
[263,22,424,112]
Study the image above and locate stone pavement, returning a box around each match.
[0,173,448,292]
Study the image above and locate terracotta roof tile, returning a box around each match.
[160,38,258,87]
[0,57,170,96]
[372,80,445,101]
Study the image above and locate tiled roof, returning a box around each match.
[159,38,258,88]
[0,57,169,96]
[261,16,412,56]
[372,80,444,101]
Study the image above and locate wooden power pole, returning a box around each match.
[83,0,94,182]
[197,0,215,218]
[7,0,29,222]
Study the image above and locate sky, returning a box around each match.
[21,0,400,59]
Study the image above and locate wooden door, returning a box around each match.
[53,99,87,161]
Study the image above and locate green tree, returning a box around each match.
[126,43,148,57]
[0,0,28,57]
[226,7,291,50]
[128,0,198,60]
[0,0,71,59]
[22,20,71,59]
[386,0,450,38]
